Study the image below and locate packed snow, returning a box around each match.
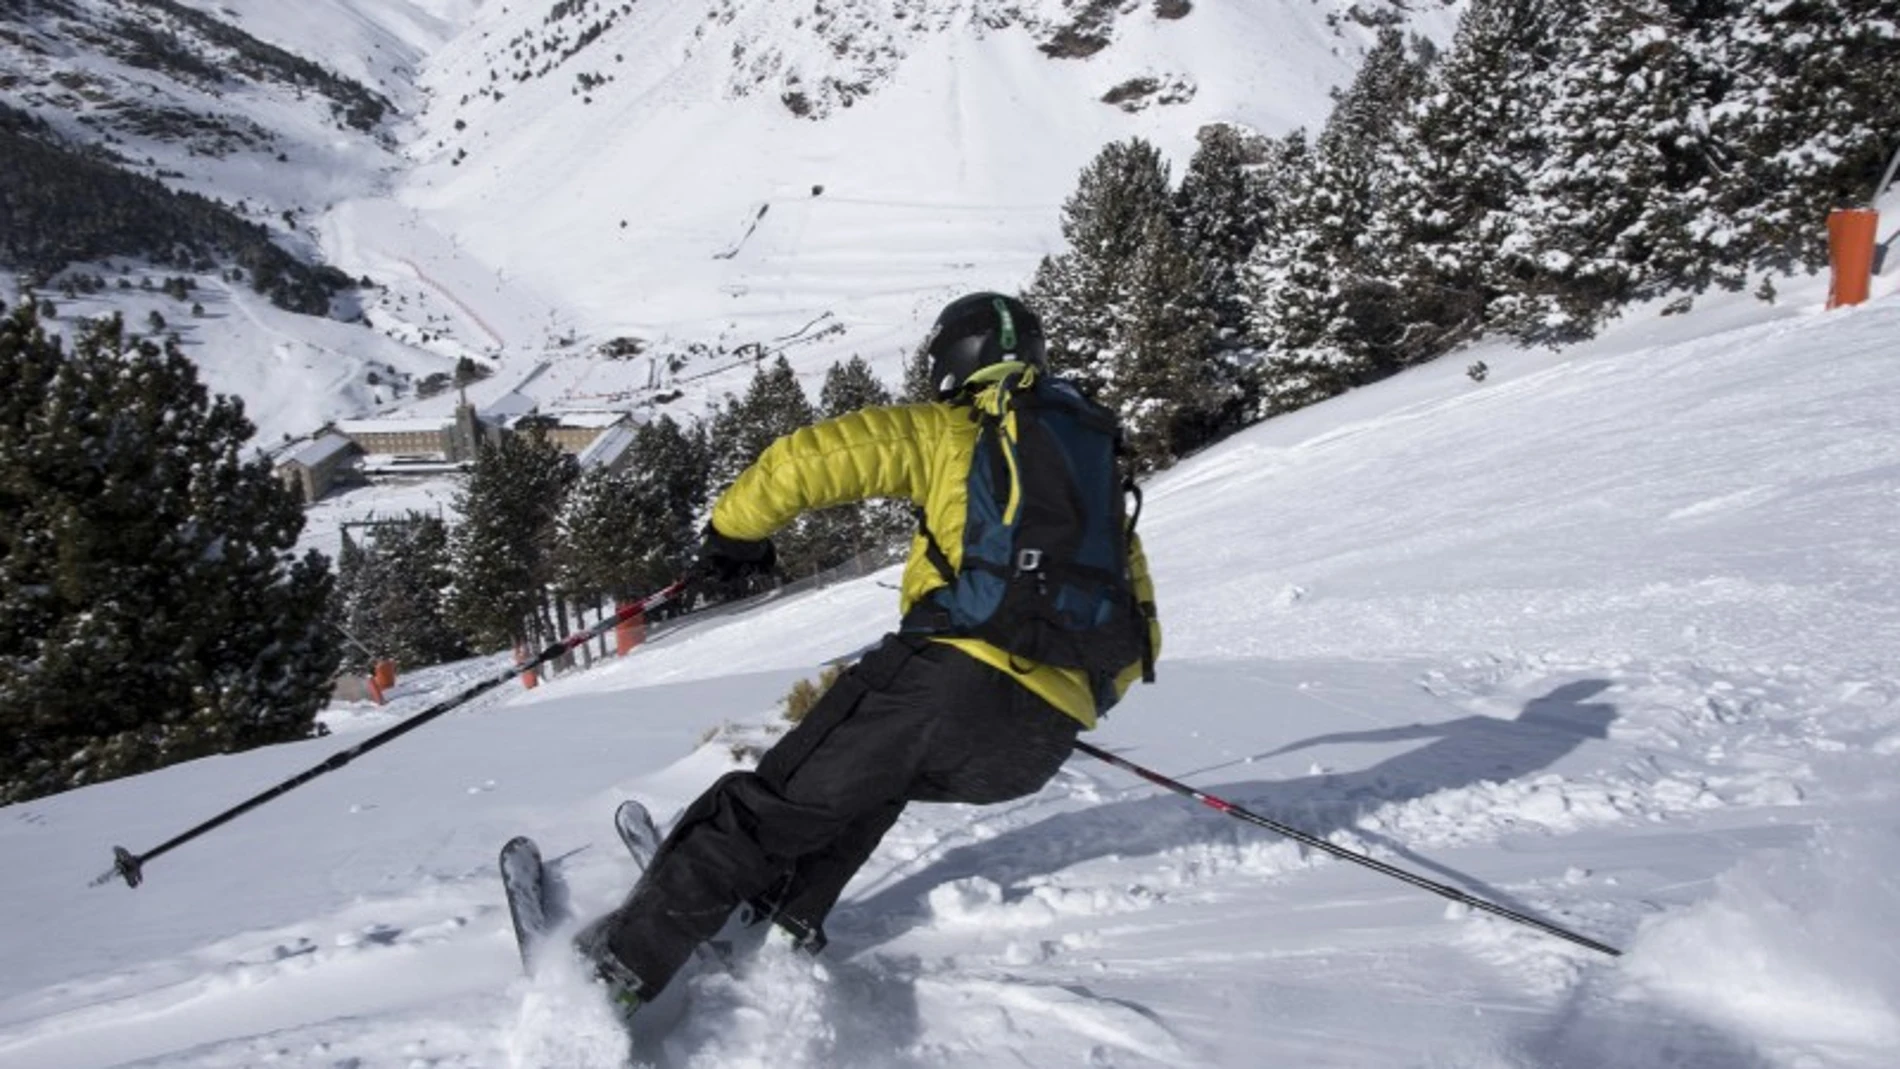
[3,262,1898,1067]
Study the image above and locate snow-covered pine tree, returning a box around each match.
[554,415,707,604]
[447,428,578,651]
[1027,137,1176,394]
[1030,136,1226,466]
[1364,0,1561,364]
[1109,214,1220,471]
[1175,123,1270,349]
[1711,0,1900,272]
[0,306,339,803]
[1172,123,1273,438]
[1246,29,1431,406]
[1495,0,1729,340]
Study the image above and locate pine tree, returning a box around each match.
[379,515,461,666]
[707,355,817,489]
[0,306,340,802]
[817,354,891,417]
[1364,0,1562,362]
[1108,215,1220,470]
[554,415,707,602]
[1172,124,1274,438]
[1711,0,1900,271]
[1496,0,1728,339]
[1028,137,1177,392]
[1246,30,1432,404]
[448,429,579,650]
[1175,124,1271,347]
[332,528,382,675]
[554,467,644,604]
[334,514,463,674]
[1030,137,1226,466]
[900,342,936,402]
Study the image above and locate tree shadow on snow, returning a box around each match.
[844,680,1618,945]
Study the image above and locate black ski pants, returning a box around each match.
[604,633,1080,997]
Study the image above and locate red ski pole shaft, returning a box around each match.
[1072,740,1621,957]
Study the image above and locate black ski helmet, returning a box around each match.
[923,292,1047,400]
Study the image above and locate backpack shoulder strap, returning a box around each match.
[912,504,955,586]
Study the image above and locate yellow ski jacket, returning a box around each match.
[709,388,1160,730]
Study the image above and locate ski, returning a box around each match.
[501,800,652,981]
[499,835,570,976]
[613,798,663,869]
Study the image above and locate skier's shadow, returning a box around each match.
[845,679,1618,944]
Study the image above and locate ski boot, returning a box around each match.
[736,874,828,956]
[573,914,644,1025]
[767,911,828,955]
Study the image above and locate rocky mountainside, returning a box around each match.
[0,0,398,209]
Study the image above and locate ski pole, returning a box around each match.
[91,578,691,890]
[1072,739,1622,957]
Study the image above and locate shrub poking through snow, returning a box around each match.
[780,665,844,724]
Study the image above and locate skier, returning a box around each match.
[578,292,1161,1016]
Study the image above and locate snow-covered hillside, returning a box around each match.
[396,0,1461,387]
[4,0,1454,462]
[0,0,470,445]
[2,258,1896,1067]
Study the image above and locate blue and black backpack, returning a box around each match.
[904,368,1156,710]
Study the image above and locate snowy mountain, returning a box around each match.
[0,0,472,446]
[2,248,1898,1066]
[2,0,1457,450]
[397,0,1461,381]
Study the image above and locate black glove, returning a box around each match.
[694,523,776,587]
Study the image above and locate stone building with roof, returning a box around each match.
[301,388,638,502]
[512,410,634,458]
[275,432,361,503]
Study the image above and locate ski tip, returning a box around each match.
[499,835,541,862]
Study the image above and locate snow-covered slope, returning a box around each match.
[4,0,1456,453]
[165,0,481,113]
[364,0,1462,412]
[0,0,395,217]
[0,0,468,445]
[2,265,1896,1067]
